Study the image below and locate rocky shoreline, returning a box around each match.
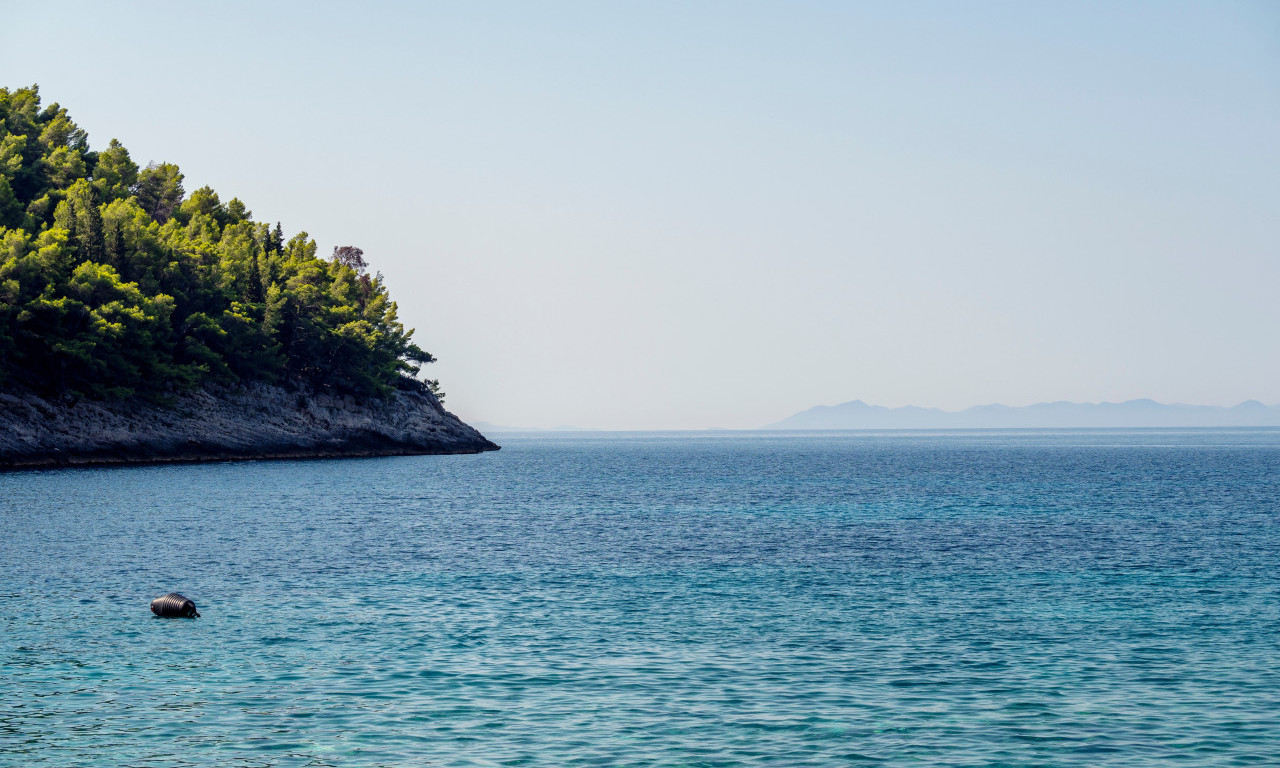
[0,383,499,469]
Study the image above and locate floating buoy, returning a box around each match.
[151,593,200,618]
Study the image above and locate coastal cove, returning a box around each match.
[0,382,497,469]
[3,429,1278,766]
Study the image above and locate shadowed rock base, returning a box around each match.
[0,383,499,469]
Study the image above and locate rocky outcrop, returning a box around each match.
[0,383,498,469]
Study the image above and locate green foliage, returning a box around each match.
[0,85,437,400]
[92,139,139,203]
[135,162,184,224]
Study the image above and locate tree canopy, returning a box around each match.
[0,85,441,401]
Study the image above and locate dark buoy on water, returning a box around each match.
[151,593,200,618]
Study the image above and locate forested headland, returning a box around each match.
[0,85,441,402]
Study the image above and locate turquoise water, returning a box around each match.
[2,429,1278,766]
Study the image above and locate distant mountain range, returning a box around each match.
[765,399,1280,430]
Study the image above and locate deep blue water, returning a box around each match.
[2,429,1279,767]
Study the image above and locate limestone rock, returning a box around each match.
[0,383,499,469]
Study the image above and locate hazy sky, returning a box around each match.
[3,1,1277,428]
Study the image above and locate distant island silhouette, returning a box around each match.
[766,399,1280,430]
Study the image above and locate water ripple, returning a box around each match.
[1,429,1278,766]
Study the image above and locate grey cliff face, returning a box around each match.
[0,383,499,469]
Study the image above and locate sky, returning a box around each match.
[3,1,1277,429]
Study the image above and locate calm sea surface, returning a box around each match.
[2,430,1278,767]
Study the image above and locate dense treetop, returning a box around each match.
[0,85,440,401]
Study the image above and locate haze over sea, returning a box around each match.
[3,429,1279,766]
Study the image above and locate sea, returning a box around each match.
[1,429,1278,767]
